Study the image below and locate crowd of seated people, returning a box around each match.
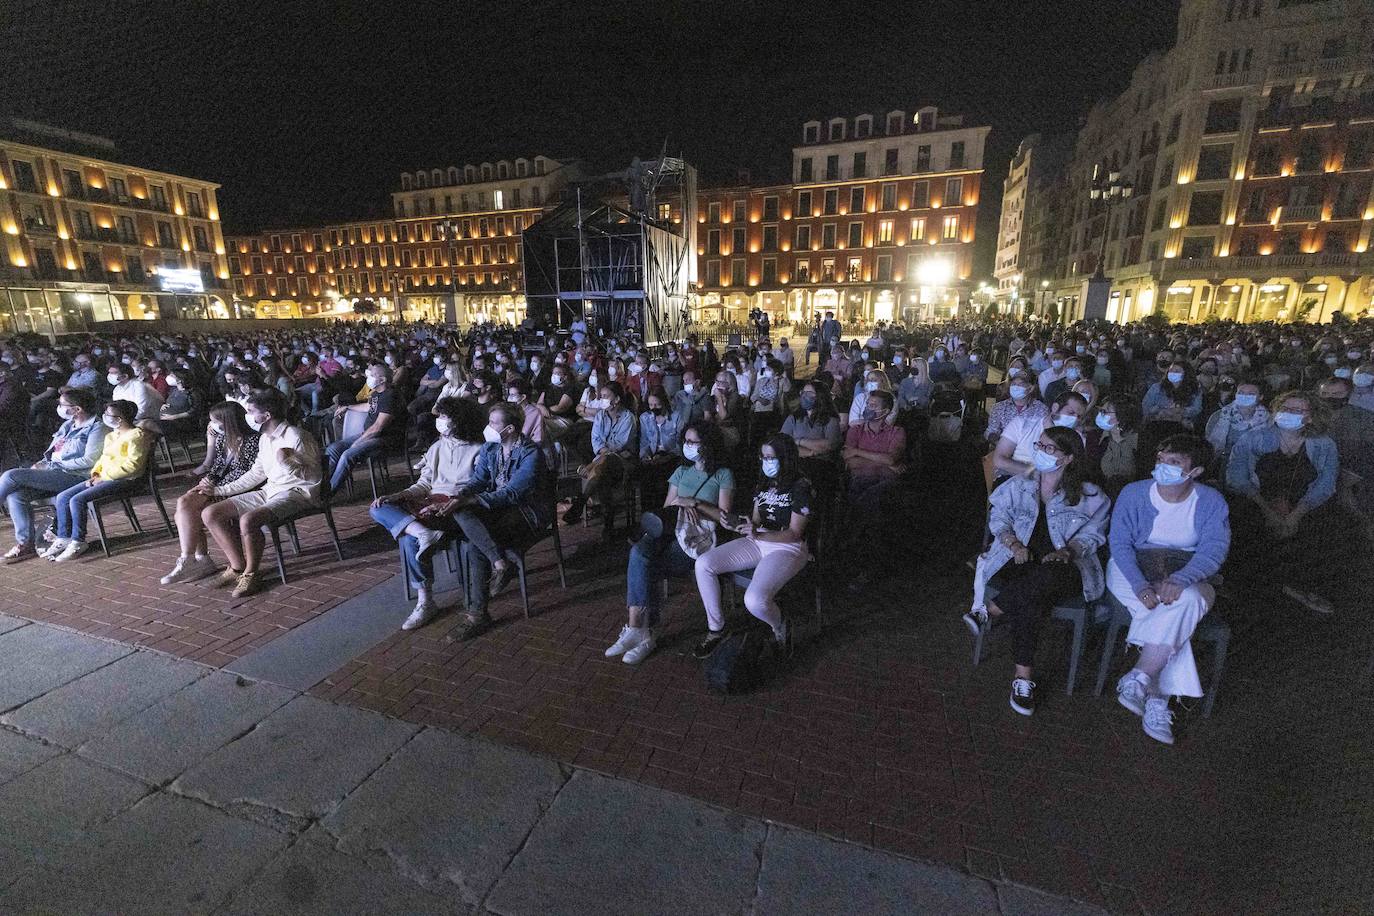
[0,314,1370,744]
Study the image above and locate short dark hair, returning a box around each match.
[868,388,895,412]
[58,385,98,415]
[1156,433,1214,472]
[104,399,137,424]
[487,400,520,431]
[434,396,485,442]
[506,377,531,399]
[246,387,288,421]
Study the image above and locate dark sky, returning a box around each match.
[3,0,1180,265]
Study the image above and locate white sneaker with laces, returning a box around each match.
[605,626,645,658]
[39,539,69,560]
[161,554,219,585]
[1142,697,1175,745]
[160,556,191,585]
[622,632,656,665]
[961,607,989,638]
[1116,670,1149,718]
[414,528,444,559]
[53,540,88,563]
[401,600,438,631]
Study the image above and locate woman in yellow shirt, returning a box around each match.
[43,399,152,562]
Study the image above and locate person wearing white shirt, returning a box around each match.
[107,363,164,423]
[1036,353,1067,399]
[992,392,1088,484]
[1351,363,1374,413]
[199,389,322,599]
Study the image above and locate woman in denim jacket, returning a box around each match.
[965,426,1111,716]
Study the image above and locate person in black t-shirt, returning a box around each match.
[692,434,812,657]
[325,361,399,495]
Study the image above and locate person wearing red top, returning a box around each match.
[625,354,663,402]
[317,348,342,377]
[843,389,906,496]
[144,360,171,398]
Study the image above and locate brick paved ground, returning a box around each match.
[3,457,1371,914]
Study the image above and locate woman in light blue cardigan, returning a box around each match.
[1107,434,1230,746]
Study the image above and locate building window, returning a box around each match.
[156,221,175,248]
[855,118,871,139]
[887,114,903,135]
[823,189,838,215]
[1186,191,1225,225]
[884,148,900,176]
[74,210,93,237]
[150,185,168,210]
[910,217,926,241]
[708,201,721,223]
[797,190,812,215]
[731,226,746,254]
[795,225,812,250]
[877,219,894,243]
[193,226,209,251]
[1180,236,1214,258]
[876,255,892,281]
[913,180,930,209]
[881,183,897,210]
[852,151,867,179]
[829,120,844,141]
[1203,98,1243,134]
[942,215,960,240]
[657,202,673,222]
[949,141,966,170]
[762,258,777,285]
[849,187,865,213]
[847,222,863,248]
[110,177,127,201]
[762,225,778,251]
[799,158,813,182]
[762,196,779,221]
[706,260,721,286]
[10,160,36,193]
[945,177,964,206]
[804,124,819,143]
[732,199,746,222]
[825,155,839,181]
[1295,134,1324,173]
[795,260,811,282]
[707,229,721,254]
[916,146,932,172]
[1196,144,1233,181]
[821,224,837,249]
[251,256,263,273]
[731,259,746,286]
[846,257,862,281]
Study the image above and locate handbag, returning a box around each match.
[674,477,717,559]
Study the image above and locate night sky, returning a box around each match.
[3,0,1179,270]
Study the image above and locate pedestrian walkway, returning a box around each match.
[0,615,1106,915]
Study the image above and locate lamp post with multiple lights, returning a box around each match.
[1081,165,1134,321]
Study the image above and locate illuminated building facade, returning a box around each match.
[1044,0,1374,324]
[993,133,1074,313]
[0,120,231,335]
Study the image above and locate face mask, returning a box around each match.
[589,398,609,410]
[1009,384,1029,400]
[1347,351,1363,361]
[760,369,774,379]
[800,393,817,411]
[102,415,120,429]
[861,351,870,360]
[1233,392,1258,408]
[864,381,879,393]
[92,348,103,356]
[1051,359,1065,370]
[607,368,619,379]
[434,417,453,436]
[893,355,904,365]
[1075,345,1086,354]
[682,442,700,462]
[245,413,264,431]
[483,424,503,443]
[1324,356,1339,366]
[1334,367,1352,379]
[1354,373,1374,388]
[1032,448,1061,472]
[367,373,383,388]
[550,374,564,387]
[1066,367,1081,381]
[760,457,780,479]
[57,404,76,420]
[1166,371,1184,385]
[1095,413,1115,431]
[108,374,122,386]
[433,356,443,366]
[969,355,979,364]
[934,350,947,360]
[1152,462,1189,486]
[1053,413,1078,428]
[1274,411,1306,431]
[588,375,599,388]
[530,361,541,370]
[861,408,880,422]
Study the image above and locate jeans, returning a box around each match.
[369,503,458,589]
[326,435,385,493]
[694,536,809,635]
[0,467,86,544]
[625,514,697,627]
[296,382,324,413]
[456,506,535,615]
[53,477,140,541]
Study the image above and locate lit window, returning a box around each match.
[878,220,894,243]
[910,217,926,241]
[943,215,959,239]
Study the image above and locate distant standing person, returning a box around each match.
[818,311,841,368]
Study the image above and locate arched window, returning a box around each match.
[497,161,509,179]
[481,163,493,181]
[465,165,476,182]
[416,172,428,189]
[447,167,460,185]
[430,169,443,187]
[400,173,413,191]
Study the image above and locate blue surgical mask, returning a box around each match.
[682,442,700,462]
[1009,384,1029,400]
[865,381,879,392]
[1032,448,1061,472]
[1053,413,1078,428]
[800,393,817,411]
[1094,413,1115,431]
[1233,393,1258,408]
[1166,371,1184,384]
[1066,367,1081,381]
[1274,411,1305,431]
[1152,462,1189,486]
[760,457,780,479]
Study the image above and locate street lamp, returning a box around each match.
[1088,166,1134,281]
[1039,278,1049,314]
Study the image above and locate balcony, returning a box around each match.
[22,218,56,236]
[1276,204,1322,223]
[1203,70,1258,91]
[1267,55,1367,82]
[1164,251,1367,279]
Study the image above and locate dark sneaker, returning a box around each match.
[488,564,516,598]
[692,630,726,660]
[1009,677,1036,716]
[445,612,491,643]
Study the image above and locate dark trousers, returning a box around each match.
[990,560,1082,668]
[456,506,536,615]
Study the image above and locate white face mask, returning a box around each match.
[102,414,120,429]
[587,375,599,388]
[245,413,264,432]
[208,420,225,436]
[435,417,453,436]
[682,383,694,393]
[483,424,503,443]
[1233,392,1258,407]
[682,442,700,462]
[865,381,879,392]
[108,374,122,386]
[1009,384,1029,400]
[1166,371,1184,384]
[1053,413,1078,428]
[57,404,77,420]
[367,373,384,388]
[1032,448,1061,472]
[550,374,564,386]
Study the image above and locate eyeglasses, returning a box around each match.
[1033,441,1064,456]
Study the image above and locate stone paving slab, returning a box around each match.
[0,623,130,712]
[0,613,27,635]
[485,770,767,916]
[222,837,470,916]
[0,753,150,870]
[997,882,1113,916]
[319,727,567,903]
[754,823,1001,916]
[0,726,60,784]
[78,669,296,784]
[172,694,420,830]
[2,649,208,748]
[3,791,293,916]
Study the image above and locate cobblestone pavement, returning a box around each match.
[1,466,1370,914]
[0,616,1106,915]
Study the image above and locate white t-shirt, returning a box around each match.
[1000,414,1048,465]
[1146,483,1200,549]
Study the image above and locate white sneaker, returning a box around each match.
[962,607,989,638]
[413,528,444,560]
[1116,670,1149,718]
[161,555,218,585]
[39,539,69,560]
[401,600,438,631]
[622,633,656,665]
[52,540,89,563]
[1142,697,1175,745]
[605,626,645,658]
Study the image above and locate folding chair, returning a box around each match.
[459,507,569,619]
[1093,591,1230,717]
[973,584,1106,695]
[85,447,176,558]
[259,454,346,585]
